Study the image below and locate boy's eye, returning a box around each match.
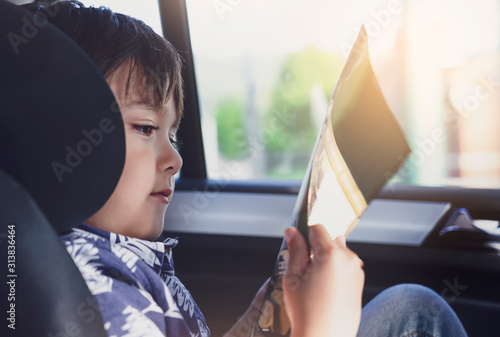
[133,125,158,136]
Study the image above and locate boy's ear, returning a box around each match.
[0,1,125,233]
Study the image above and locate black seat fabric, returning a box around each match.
[0,1,125,335]
[0,167,108,336]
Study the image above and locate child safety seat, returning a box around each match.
[0,1,125,335]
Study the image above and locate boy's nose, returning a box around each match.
[159,141,183,175]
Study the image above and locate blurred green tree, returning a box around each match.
[216,96,248,160]
[263,45,345,177]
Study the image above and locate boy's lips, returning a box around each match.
[150,188,172,204]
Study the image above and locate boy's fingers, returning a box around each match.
[335,234,346,248]
[285,227,308,276]
[308,224,335,259]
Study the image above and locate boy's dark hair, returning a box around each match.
[23,0,184,117]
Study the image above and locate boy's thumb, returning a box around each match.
[285,227,308,276]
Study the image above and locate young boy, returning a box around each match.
[24,2,468,337]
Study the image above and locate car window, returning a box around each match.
[186,0,500,190]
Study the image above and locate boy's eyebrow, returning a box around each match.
[122,96,164,115]
[124,98,182,130]
[124,97,158,111]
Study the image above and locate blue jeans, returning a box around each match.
[357,284,468,337]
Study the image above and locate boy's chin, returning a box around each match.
[141,221,165,241]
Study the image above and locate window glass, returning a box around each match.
[187,0,500,188]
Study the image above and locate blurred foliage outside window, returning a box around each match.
[188,0,500,189]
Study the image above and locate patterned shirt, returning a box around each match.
[61,224,210,337]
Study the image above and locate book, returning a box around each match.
[251,26,411,337]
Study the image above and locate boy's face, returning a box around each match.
[86,62,182,240]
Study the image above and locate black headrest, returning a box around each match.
[0,0,125,232]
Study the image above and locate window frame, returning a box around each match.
[159,0,207,179]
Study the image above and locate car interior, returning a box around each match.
[1,0,500,336]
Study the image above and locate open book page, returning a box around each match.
[307,120,365,238]
[252,26,411,337]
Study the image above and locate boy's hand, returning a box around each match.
[223,279,269,337]
[283,224,364,337]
